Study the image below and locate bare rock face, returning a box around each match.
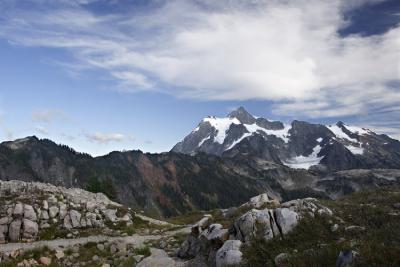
[215,240,243,267]
[23,205,37,221]
[274,208,299,235]
[8,219,22,242]
[49,206,59,218]
[22,219,38,240]
[69,210,81,228]
[248,193,270,208]
[13,204,24,217]
[233,209,279,242]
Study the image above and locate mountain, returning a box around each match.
[0,136,326,218]
[172,107,400,172]
[1,108,399,218]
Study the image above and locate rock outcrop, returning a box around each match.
[0,180,134,243]
[177,193,333,266]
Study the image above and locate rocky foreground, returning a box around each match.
[1,180,399,266]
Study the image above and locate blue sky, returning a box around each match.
[0,0,399,156]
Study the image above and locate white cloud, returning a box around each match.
[85,132,126,144]
[0,0,398,120]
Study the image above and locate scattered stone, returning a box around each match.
[39,256,52,266]
[97,243,105,251]
[92,255,99,261]
[55,250,65,259]
[10,249,20,259]
[275,253,291,266]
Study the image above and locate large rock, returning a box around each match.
[13,203,24,217]
[215,240,242,267]
[274,208,299,235]
[9,219,22,242]
[200,224,228,243]
[103,209,117,222]
[0,224,8,243]
[63,214,73,229]
[233,209,279,242]
[69,210,81,228]
[22,219,38,240]
[248,193,269,208]
[23,205,37,221]
[49,206,59,218]
[177,227,201,259]
[59,204,68,219]
[137,248,180,267]
[41,210,50,220]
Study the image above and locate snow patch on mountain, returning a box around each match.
[345,125,370,135]
[203,117,241,144]
[226,132,253,150]
[283,145,323,170]
[345,145,364,155]
[198,135,211,147]
[327,124,358,142]
[244,123,292,143]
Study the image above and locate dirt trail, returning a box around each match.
[0,227,191,254]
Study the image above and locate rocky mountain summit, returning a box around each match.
[172,107,400,172]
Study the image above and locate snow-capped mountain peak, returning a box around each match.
[172,107,400,171]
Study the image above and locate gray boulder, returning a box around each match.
[103,209,117,222]
[69,210,81,228]
[49,206,59,218]
[23,205,37,221]
[215,240,242,267]
[13,203,23,217]
[9,219,22,242]
[59,204,68,219]
[274,208,299,235]
[63,214,73,229]
[22,219,38,240]
[233,209,279,242]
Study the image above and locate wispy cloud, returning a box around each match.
[0,0,398,122]
[85,132,132,144]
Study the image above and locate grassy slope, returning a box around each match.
[242,187,400,266]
